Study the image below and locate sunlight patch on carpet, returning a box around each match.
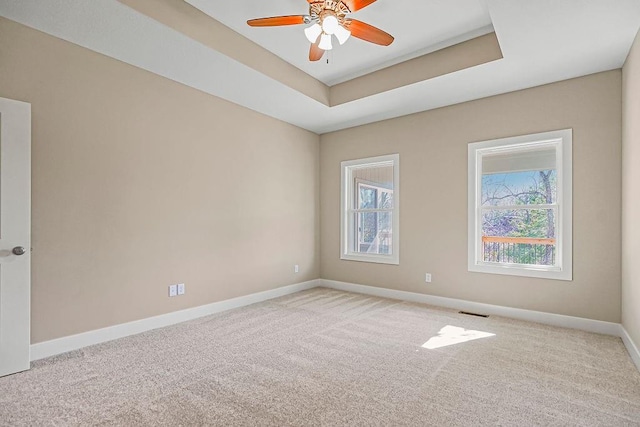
[422,325,495,350]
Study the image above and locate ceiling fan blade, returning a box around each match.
[344,19,394,46]
[247,15,306,27]
[309,37,324,61]
[342,0,377,12]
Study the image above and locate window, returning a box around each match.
[468,129,572,280]
[341,154,399,264]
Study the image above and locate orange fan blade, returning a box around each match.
[247,15,306,27]
[342,0,377,12]
[309,37,324,61]
[344,19,394,46]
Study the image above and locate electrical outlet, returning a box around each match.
[425,273,432,283]
[177,283,185,295]
[294,264,299,273]
[168,284,178,297]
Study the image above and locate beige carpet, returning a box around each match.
[1,288,639,426]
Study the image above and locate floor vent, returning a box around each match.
[458,311,489,318]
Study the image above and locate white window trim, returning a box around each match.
[468,129,572,281]
[341,154,400,265]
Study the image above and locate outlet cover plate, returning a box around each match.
[169,284,178,297]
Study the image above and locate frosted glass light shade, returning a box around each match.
[318,33,333,50]
[322,15,339,35]
[334,24,351,45]
[304,23,322,43]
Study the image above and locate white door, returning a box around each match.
[0,97,31,377]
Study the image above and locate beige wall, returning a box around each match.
[321,71,622,322]
[623,30,640,345]
[0,15,628,344]
[0,18,320,343]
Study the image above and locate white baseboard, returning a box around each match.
[30,279,319,361]
[320,279,622,337]
[620,326,640,372]
[30,277,639,374]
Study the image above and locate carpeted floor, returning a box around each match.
[1,288,639,426]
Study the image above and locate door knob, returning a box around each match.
[12,246,26,256]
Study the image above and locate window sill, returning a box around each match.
[468,262,572,281]
[341,253,399,265]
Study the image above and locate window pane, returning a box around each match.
[358,212,376,244]
[482,170,556,207]
[358,186,377,209]
[353,164,394,210]
[357,184,394,209]
[482,208,556,238]
[355,212,392,255]
[378,190,393,209]
[482,208,556,266]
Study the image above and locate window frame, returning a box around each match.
[341,154,400,265]
[467,129,572,280]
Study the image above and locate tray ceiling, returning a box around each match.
[1,0,640,134]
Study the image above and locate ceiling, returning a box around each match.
[1,0,640,134]
[185,0,494,85]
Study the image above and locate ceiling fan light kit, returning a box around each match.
[319,33,333,50]
[304,23,323,43]
[321,14,340,35]
[333,23,351,45]
[247,0,394,62]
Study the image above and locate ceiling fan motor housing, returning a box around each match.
[310,1,350,26]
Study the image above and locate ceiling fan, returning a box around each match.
[247,0,394,62]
